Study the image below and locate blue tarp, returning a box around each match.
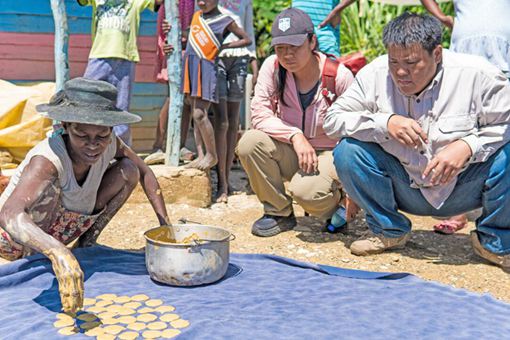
[1,246,509,339]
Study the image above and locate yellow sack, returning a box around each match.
[0,80,54,167]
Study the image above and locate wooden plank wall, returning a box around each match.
[0,0,166,152]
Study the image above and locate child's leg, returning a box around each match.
[186,97,217,170]
[193,121,205,160]
[153,97,170,151]
[181,98,192,150]
[225,100,241,191]
[213,99,229,202]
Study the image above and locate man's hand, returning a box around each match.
[48,248,84,313]
[422,139,472,186]
[387,115,428,148]
[291,133,318,174]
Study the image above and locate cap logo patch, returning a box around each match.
[278,17,291,32]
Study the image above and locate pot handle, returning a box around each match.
[190,234,235,245]
[178,217,202,225]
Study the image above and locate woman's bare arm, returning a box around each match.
[0,156,84,313]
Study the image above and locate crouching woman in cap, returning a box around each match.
[0,78,170,313]
[236,8,356,237]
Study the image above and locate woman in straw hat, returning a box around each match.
[0,78,170,313]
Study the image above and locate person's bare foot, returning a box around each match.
[215,192,228,203]
[184,158,201,169]
[184,152,203,169]
[196,154,218,170]
[186,153,217,171]
[433,214,468,234]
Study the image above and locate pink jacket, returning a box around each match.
[250,52,354,150]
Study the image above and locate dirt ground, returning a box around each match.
[99,169,510,303]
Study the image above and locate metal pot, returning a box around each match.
[144,224,234,286]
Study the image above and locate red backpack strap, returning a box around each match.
[270,57,280,115]
[321,54,340,106]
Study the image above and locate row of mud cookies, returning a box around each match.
[54,293,190,339]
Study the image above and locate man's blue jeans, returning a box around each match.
[333,138,510,255]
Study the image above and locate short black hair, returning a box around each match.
[382,12,442,54]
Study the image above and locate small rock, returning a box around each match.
[287,244,296,249]
[391,256,400,262]
[341,258,351,263]
[294,226,312,232]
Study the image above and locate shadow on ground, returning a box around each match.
[294,213,482,266]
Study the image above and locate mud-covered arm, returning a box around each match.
[115,139,170,226]
[0,156,84,313]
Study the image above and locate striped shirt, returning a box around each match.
[292,0,340,56]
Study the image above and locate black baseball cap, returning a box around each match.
[271,8,315,47]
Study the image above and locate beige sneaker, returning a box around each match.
[350,231,410,256]
[470,231,510,271]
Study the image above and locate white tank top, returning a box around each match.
[0,133,117,214]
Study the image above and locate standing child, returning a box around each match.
[213,0,258,203]
[182,0,252,171]
[78,0,164,146]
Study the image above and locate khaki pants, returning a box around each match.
[236,130,342,220]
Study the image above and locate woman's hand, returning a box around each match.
[48,247,84,313]
[291,133,318,174]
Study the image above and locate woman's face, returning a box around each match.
[274,36,316,73]
[197,0,218,13]
[64,122,112,166]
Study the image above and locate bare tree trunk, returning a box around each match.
[164,0,184,166]
[50,0,70,92]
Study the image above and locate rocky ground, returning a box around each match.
[99,169,510,303]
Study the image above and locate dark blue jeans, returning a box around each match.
[334,138,510,255]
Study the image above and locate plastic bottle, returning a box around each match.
[326,206,347,233]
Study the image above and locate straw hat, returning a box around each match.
[36,77,141,126]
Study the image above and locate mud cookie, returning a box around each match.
[171,319,190,329]
[145,299,163,307]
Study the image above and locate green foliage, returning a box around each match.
[252,0,290,59]
[339,0,454,61]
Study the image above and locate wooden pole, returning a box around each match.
[164,0,184,166]
[50,0,70,92]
